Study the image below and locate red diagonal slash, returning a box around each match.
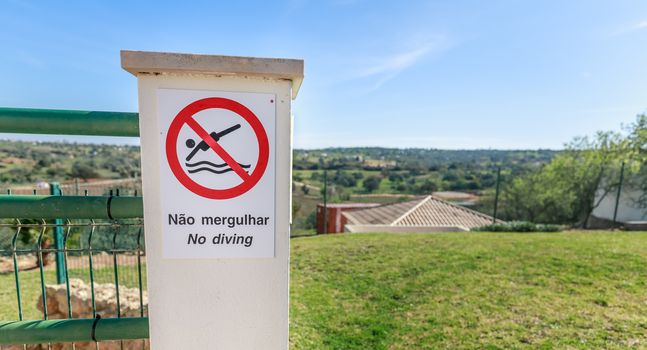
[185,117,251,181]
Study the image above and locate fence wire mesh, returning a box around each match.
[5,179,142,197]
[0,217,148,350]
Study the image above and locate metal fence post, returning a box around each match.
[322,170,328,234]
[492,167,501,223]
[612,161,625,227]
[49,182,66,284]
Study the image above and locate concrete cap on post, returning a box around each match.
[120,50,304,99]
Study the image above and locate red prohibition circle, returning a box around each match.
[165,97,269,199]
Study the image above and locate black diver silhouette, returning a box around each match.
[185,124,241,162]
[184,124,251,175]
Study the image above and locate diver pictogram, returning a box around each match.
[165,97,270,200]
[184,124,252,175]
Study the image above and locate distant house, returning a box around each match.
[316,203,381,234]
[317,196,502,234]
[362,159,396,169]
[590,181,647,229]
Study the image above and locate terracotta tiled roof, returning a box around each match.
[343,198,423,226]
[316,203,381,209]
[343,196,501,230]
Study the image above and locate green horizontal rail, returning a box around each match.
[0,195,143,219]
[0,107,139,137]
[0,317,149,344]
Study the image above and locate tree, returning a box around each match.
[46,166,68,179]
[622,114,647,207]
[362,176,382,193]
[497,128,627,226]
[331,170,357,187]
[496,171,573,224]
[70,161,99,180]
[418,179,438,194]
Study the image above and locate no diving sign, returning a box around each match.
[157,89,276,258]
[166,97,270,199]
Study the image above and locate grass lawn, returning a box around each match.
[290,231,647,349]
[2,231,647,349]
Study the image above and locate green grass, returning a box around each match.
[290,231,647,349]
[2,232,647,348]
[0,268,55,321]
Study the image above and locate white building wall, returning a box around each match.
[592,187,647,222]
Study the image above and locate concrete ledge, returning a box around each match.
[121,50,304,99]
[624,221,647,231]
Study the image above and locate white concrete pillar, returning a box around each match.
[121,50,303,349]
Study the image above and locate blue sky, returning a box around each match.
[1,0,646,149]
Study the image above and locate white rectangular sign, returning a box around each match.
[157,88,276,258]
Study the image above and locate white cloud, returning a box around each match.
[357,45,433,77]
[609,19,647,36]
[350,36,449,91]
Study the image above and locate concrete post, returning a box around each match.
[121,50,303,349]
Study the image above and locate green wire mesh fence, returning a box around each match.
[0,197,148,349]
[0,107,148,348]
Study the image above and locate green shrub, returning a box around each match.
[474,224,506,232]
[535,224,562,232]
[473,221,563,233]
[507,221,537,232]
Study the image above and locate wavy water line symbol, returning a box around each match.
[185,161,251,174]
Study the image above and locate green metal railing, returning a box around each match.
[0,317,149,344]
[0,106,149,348]
[0,107,139,137]
[0,195,143,220]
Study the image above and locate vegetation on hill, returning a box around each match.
[486,114,647,227]
[0,140,554,196]
[0,140,140,185]
[293,148,556,197]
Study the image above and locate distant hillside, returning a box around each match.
[293,148,558,196]
[0,139,140,186]
[0,140,557,195]
[295,147,558,171]
[0,140,559,232]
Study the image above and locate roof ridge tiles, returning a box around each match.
[425,195,502,222]
[391,196,431,226]
[339,194,502,230]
